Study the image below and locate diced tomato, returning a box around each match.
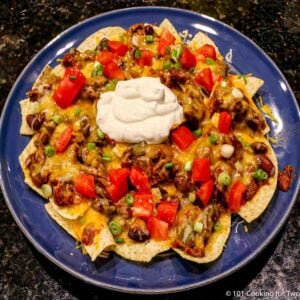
[180,47,197,69]
[171,125,196,151]
[196,180,214,206]
[103,61,125,80]
[96,50,118,64]
[194,68,214,92]
[218,111,232,134]
[192,158,211,182]
[129,166,151,191]
[147,217,169,240]
[53,67,86,109]
[228,181,246,212]
[157,201,179,225]
[196,44,217,61]
[157,28,176,56]
[55,125,73,153]
[108,168,130,185]
[132,192,153,219]
[108,41,128,56]
[74,173,96,198]
[106,180,128,203]
[136,50,154,67]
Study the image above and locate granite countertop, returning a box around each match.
[0,1,299,299]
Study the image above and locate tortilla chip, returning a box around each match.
[20,99,35,135]
[49,198,90,220]
[172,212,231,263]
[114,236,171,263]
[77,27,126,52]
[189,31,222,59]
[238,145,278,223]
[45,203,115,261]
[158,19,182,43]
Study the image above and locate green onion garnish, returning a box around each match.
[217,172,232,186]
[44,145,55,157]
[52,114,61,125]
[105,79,118,91]
[74,108,81,116]
[163,60,172,70]
[193,128,202,138]
[102,153,112,162]
[164,162,173,170]
[125,193,134,206]
[145,35,154,43]
[206,58,215,65]
[188,192,196,203]
[96,128,105,139]
[253,168,268,181]
[87,143,96,151]
[115,237,125,243]
[91,62,103,77]
[109,220,122,236]
[209,133,218,144]
[134,49,142,58]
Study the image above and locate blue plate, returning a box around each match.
[0,7,299,294]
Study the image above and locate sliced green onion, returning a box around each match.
[69,75,77,81]
[214,221,221,232]
[119,35,125,42]
[96,128,105,139]
[239,74,248,84]
[115,237,125,243]
[173,61,182,69]
[217,172,232,186]
[163,60,172,70]
[184,161,193,172]
[134,49,141,58]
[193,128,202,138]
[164,162,173,170]
[105,79,118,91]
[253,168,268,181]
[44,145,55,157]
[52,114,61,125]
[102,153,112,162]
[91,62,103,77]
[87,142,96,151]
[132,144,146,156]
[209,133,218,144]
[125,193,134,206]
[188,192,196,203]
[74,108,81,116]
[145,35,154,43]
[41,184,52,198]
[206,58,215,65]
[171,47,182,62]
[237,135,250,149]
[193,221,203,233]
[109,220,122,236]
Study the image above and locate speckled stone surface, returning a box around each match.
[0,1,299,299]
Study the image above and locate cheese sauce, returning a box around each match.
[96,77,184,144]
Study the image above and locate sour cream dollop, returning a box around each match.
[96,77,184,144]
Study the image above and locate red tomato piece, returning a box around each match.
[136,50,154,67]
[157,201,179,225]
[147,217,169,240]
[228,181,246,212]
[96,50,117,64]
[106,180,128,203]
[55,125,73,153]
[218,111,232,134]
[129,166,151,191]
[196,180,214,206]
[108,168,130,185]
[171,125,196,151]
[74,173,96,198]
[157,28,176,56]
[108,41,128,56]
[194,68,214,92]
[132,192,153,220]
[191,158,211,182]
[103,61,125,80]
[180,47,197,69]
[53,67,86,109]
[196,44,217,61]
